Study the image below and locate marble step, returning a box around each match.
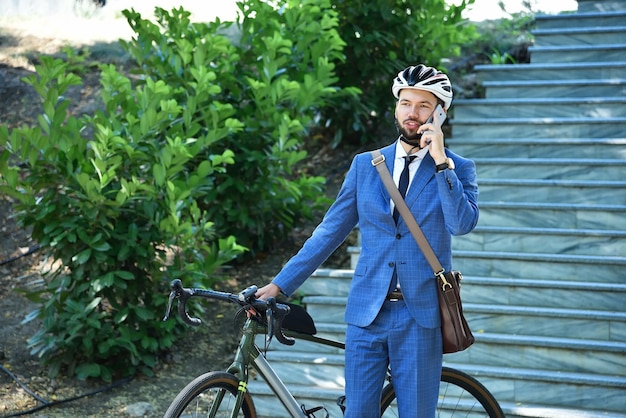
[448,138,626,160]
[477,178,626,204]
[301,268,354,297]
[300,296,626,342]
[504,404,626,418]
[577,0,626,13]
[453,225,626,256]
[475,201,626,230]
[304,270,626,312]
[529,43,626,64]
[354,223,625,258]
[533,25,626,46]
[473,157,626,181]
[452,363,626,414]
[348,242,626,278]
[246,352,626,413]
[464,306,626,343]
[259,328,626,378]
[450,117,626,139]
[245,373,615,418]
[460,276,626,312]
[473,62,626,82]
[247,379,626,418]
[535,10,626,30]
[452,97,626,119]
[481,79,626,99]
[452,250,626,282]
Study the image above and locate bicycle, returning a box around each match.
[162,279,504,418]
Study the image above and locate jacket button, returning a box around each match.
[388,262,395,268]
[396,234,401,239]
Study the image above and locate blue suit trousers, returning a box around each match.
[344,299,442,418]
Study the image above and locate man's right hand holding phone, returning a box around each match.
[419,105,448,164]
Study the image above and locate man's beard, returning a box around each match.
[395,118,423,146]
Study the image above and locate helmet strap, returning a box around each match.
[395,118,422,149]
[400,135,421,148]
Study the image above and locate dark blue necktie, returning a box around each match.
[393,155,416,224]
[390,155,416,294]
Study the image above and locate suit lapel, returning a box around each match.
[372,144,435,223]
[405,153,435,205]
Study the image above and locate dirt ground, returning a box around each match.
[0,22,355,418]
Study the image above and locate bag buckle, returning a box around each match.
[436,269,452,291]
[371,154,385,166]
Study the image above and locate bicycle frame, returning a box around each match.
[226,317,350,418]
[228,317,308,417]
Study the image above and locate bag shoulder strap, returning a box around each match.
[370,149,445,276]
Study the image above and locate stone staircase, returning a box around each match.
[247,0,626,416]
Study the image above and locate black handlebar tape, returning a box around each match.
[171,279,202,326]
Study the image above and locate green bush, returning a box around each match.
[0,54,245,380]
[476,11,535,64]
[0,1,350,380]
[324,0,477,145]
[121,1,352,252]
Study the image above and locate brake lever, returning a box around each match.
[163,290,176,321]
[164,279,201,326]
[266,298,295,346]
[265,297,276,346]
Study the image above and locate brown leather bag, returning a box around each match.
[438,270,474,353]
[371,150,475,354]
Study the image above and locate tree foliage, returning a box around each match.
[326,0,477,145]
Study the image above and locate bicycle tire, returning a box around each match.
[380,366,504,418]
[164,371,257,418]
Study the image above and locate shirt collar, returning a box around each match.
[394,137,429,160]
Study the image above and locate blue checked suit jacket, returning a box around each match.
[272,141,479,329]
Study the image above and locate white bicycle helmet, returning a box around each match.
[392,65,453,110]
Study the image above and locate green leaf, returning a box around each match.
[196,160,213,178]
[114,308,129,324]
[85,297,102,314]
[72,248,92,265]
[153,164,166,186]
[76,363,101,379]
[133,306,153,321]
[22,309,42,324]
[91,241,111,252]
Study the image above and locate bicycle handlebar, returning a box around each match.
[163,279,295,346]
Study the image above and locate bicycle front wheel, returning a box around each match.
[380,366,504,417]
[164,371,257,418]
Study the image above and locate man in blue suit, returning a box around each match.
[255,64,479,417]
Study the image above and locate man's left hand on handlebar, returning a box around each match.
[255,283,282,300]
[245,282,282,318]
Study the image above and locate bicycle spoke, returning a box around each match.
[164,372,254,418]
[380,367,503,418]
[178,387,240,417]
[438,379,489,417]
